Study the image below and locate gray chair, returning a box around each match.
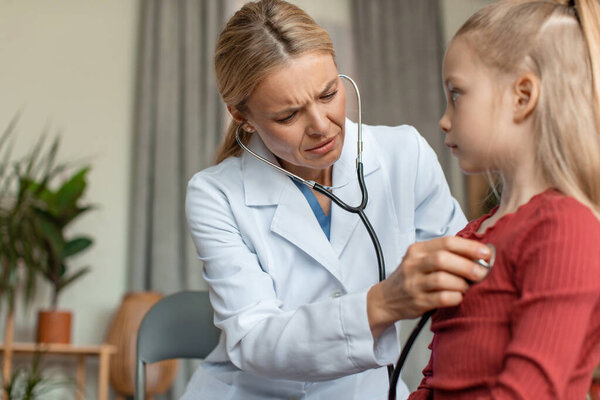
[135,290,220,400]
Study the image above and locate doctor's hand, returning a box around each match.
[366,236,492,339]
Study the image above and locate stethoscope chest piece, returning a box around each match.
[474,243,496,270]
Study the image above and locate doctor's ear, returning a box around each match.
[227,105,255,133]
[512,73,540,123]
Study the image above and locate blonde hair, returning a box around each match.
[213,0,335,164]
[456,0,600,217]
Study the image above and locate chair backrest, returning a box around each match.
[135,290,220,400]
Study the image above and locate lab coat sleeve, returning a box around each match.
[412,132,466,240]
[186,171,388,381]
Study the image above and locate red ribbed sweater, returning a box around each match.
[409,190,600,399]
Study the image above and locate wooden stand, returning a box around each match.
[0,342,116,400]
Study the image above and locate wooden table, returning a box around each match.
[0,342,117,400]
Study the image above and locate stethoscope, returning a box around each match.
[235,74,496,400]
[235,74,386,283]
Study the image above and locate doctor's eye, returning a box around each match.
[320,90,338,101]
[276,111,297,123]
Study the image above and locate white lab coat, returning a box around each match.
[182,120,466,400]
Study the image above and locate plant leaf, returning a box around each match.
[56,266,90,292]
[60,237,93,259]
[55,167,89,215]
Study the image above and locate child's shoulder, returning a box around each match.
[457,189,600,239]
[530,190,599,230]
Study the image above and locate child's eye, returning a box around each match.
[450,90,461,103]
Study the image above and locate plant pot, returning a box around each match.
[105,291,178,397]
[36,309,72,344]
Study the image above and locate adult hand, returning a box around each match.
[367,236,492,339]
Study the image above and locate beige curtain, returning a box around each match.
[349,0,452,390]
[128,0,226,397]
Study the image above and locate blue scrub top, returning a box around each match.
[292,179,331,240]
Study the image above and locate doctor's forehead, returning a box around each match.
[248,52,339,111]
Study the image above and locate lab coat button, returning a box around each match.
[331,290,342,298]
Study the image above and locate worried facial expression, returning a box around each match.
[237,52,346,184]
[439,36,515,174]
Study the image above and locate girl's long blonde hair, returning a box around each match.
[213,0,335,164]
[456,0,600,217]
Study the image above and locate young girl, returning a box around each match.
[409,0,600,398]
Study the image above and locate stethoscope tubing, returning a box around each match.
[388,311,434,400]
[312,163,386,282]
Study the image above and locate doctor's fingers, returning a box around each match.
[404,244,490,283]
[421,249,489,282]
[423,290,465,310]
[406,236,491,264]
[419,270,470,293]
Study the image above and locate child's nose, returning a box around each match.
[439,112,451,133]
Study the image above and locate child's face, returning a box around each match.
[439,36,515,174]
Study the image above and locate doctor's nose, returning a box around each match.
[306,106,330,136]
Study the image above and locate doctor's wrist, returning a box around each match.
[367,284,395,339]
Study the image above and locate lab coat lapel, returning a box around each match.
[329,120,381,256]
[242,134,344,284]
[242,134,287,206]
[270,185,344,284]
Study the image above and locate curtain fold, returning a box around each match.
[129,0,226,397]
[130,0,225,296]
[350,0,465,207]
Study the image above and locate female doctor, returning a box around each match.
[183,1,492,399]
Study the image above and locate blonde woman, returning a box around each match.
[183,1,492,399]
[409,0,600,398]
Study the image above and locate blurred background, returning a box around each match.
[0,0,494,398]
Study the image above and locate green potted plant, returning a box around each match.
[25,164,94,343]
[0,117,94,346]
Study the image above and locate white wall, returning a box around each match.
[0,0,139,396]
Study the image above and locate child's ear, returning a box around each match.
[513,73,540,123]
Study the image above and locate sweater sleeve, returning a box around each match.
[486,200,600,398]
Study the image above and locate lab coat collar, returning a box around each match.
[329,119,381,258]
[332,119,380,187]
[241,133,344,283]
[240,119,382,285]
[241,133,289,206]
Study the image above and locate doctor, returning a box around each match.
[183,0,492,399]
